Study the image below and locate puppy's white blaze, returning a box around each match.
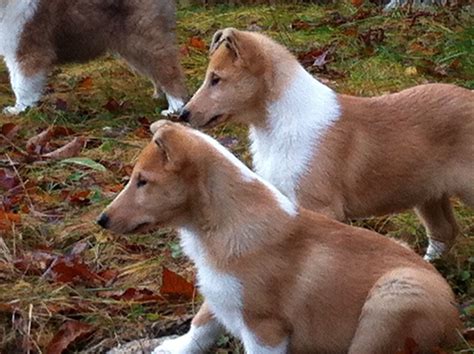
[190,130,298,217]
[250,65,340,202]
[179,228,246,337]
[151,322,223,354]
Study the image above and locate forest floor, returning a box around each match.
[0,3,473,353]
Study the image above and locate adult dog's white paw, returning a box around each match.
[423,239,447,261]
[151,334,202,354]
[2,105,26,115]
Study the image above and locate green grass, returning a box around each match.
[0,3,473,352]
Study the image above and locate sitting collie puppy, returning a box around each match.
[180,28,474,260]
[0,0,187,115]
[98,121,460,354]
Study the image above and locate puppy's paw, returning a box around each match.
[151,334,200,354]
[2,105,26,115]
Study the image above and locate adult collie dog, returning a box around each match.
[98,121,460,353]
[0,0,187,115]
[180,28,474,260]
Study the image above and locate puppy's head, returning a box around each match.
[180,28,267,128]
[98,121,200,234]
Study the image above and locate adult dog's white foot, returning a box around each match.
[160,94,184,117]
[423,239,447,261]
[2,104,28,115]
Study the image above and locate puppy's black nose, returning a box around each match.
[97,213,110,229]
[179,109,190,122]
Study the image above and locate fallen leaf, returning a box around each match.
[1,122,20,140]
[67,190,91,206]
[103,98,121,113]
[43,137,86,160]
[46,320,94,354]
[50,256,102,285]
[0,211,21,230]
[26,128,54,154]
[77,76,94,90]
[160,267,195,301]
[13,250,55,275]
[0,168,19,190]
[188,36,206,50]
[351,0,364,6]
[54,98,68,111]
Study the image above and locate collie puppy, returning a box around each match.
[98,121,460,353]
[180,28,474,260]
[0,0,186,115]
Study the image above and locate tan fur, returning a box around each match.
[182,28,474,254]
[16,0,186,100]
[100,122,461,353]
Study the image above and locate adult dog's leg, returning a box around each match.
[3,55,47,115]
[415,194,458,261]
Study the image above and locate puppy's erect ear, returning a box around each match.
[210,30,224,54]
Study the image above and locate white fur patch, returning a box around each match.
[423,239,447,261]
[151,323,223,354]
[250,65,340,202]
[161,94,185,116]
[0,0,43,114]
[189,129,298,217]
[177,229,290,353]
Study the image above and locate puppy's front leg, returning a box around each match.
[152,301,223,354]
[241,318,289,354]
[3,56,46,115]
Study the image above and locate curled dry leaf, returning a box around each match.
[43,137,86,160]
[160,267,195,301]
[1,122,20,140]
[26,126,75,154]
[46,320,94,354]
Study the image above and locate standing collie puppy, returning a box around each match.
[180,28,474,260]
[98,121,460,354]
[0,0,187,115]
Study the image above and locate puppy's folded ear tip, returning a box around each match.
[150,119,173,135]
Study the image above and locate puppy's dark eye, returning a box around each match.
[210,74,221,86]
[137,179,147,188]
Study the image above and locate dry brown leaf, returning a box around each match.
[43,137,85,160]
[46,320,94,354]
[160,267,195,301]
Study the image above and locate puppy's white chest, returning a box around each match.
[197,263,244,337]
[179,229,245,337]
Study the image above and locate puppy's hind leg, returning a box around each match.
[349,269,459,354]
[414,194,459,261]
[3,55,47,115]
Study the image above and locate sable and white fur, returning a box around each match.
[99,121,460,353]
[0,0,187,115]
[181,28,474,260]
